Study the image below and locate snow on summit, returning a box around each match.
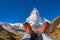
[26,8,50,26]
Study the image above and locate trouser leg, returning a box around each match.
[21,34,31,40]
[38,33,43,40]
[42,33,52,40]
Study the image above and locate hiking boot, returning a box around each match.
[38,22,49,34]
[23,22,33,33]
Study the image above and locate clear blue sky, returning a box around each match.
[0,0,60,23]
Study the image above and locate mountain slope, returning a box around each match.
[0,25,16,40]
[0,22,22,40]
[45,16,60,40]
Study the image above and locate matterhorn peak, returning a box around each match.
[30,7,39,17]
[26,7,45,26]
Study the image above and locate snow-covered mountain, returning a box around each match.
[0,8,50,33]
[26,8,50,30]
[0,8,52,40]
[26,8,44,25]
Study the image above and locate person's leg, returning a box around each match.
[21,22,36,40]
[30,33,38,40]
[21,33,38,40]
[21,33,31,40]
[38,22,52,40]
[42,33,52,40]
[38,33,43,40]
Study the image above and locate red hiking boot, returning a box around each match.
[38,22,49,34]
[23,22,33,33]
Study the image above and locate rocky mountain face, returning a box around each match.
[0,26,15,40]
[0,23,22,40]
[45,16,60,40]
